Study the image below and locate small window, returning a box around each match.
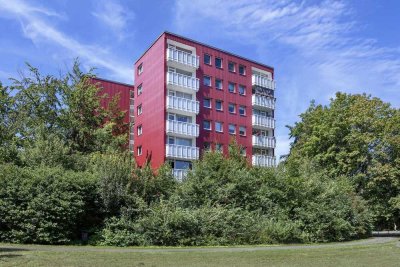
[204,142,211,151]
[137,145,142,156]
[137,63,143,75]
[203,120,211,130]
[203,98,211,108]
[228,82,235,93]
[204,75,211,87]
[215,121,223,132]
[239,65,246,75]
[137,104,142,115]
[215,79,223,90]
[228,62,235,72]
[229,124,236,135]
[215,57,222,68]
[228,103,236,114]
[239,126,246,136]
[238,85,246,95]
[216,143,223,152]
[137,125,142,136]
[239,105,246,116]
[137,84,143,96]
[215,100,223,111]
[204,54,211,65]
[240,147,246,156]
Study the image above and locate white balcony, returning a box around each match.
[172,169,188,181]
[167,71,199,93]
[252,74,276,90]
[252,95,275,110]
[166,120,199,138]
[166,47,199,70]
[252,155,276,167]
[166,95,199,115]
[252,114,275,129]
[252,135,275,149]
[166,144,199,160]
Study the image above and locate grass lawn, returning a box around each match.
[1,239,399,267]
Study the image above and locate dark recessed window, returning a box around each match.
[216,143,223,152]
[239,126,246,136]
[137,63,143,75]
[228,82,235,93]
[137,84,143,96]
[137,145,142,156]
[215,78,223,90]
[204,54,211,65]
[204,142,211,151]
[229,103,236,114]
[203,120,211,130]
[239,65,246,75]
[215,57,223,69]
[203,75,211,87]
[228,62,235,72]
[239,105,246,116]
[137,104,142,115]
[239,85,246,95]
[215,121,223,132]
[215,100,223,111]
[229,124,236,135]
[203,98,211,108]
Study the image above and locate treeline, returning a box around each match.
[0,62,398,246]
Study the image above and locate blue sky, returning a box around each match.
[1,0,399,158]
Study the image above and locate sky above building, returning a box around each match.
[0,0,399,159]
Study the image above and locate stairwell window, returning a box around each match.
[137,104,142,115]
[137,125,142,136]
[137,84,143,96]
[137,63,143,75]
[137,146,142,156]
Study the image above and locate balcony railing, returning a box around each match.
[166,144,199,160]
[252,114,275,129]
[166,95,199,114]
[167,47,199,69]
[167,71,199,92]
[252,155,276,167]
[252,135,275,148]
[172,169,188,181]
[252,95,275,109]
[252,74,276,90]
[166,120,199,137]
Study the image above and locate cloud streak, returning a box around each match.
[0,0,133,83]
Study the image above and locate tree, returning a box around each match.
[287,92,400,229]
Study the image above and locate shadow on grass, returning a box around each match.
[0,247,29,252]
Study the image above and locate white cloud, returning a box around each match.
[174,0,400,157]
[92,0,134,41]
[0,0,133,83]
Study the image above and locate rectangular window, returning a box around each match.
[229,103,236,114]
[204,75,211,87]
[228,62,235,72]
[204,142,211,151]
[203,120,211,131]
[137,63,143,75]
[215,57,223,68]
[229,124,236,135]
[239,65,246,75]
[204,54,211,65]
[137,84,143,96]
[239,126,246,136]
[137,125,142,136]
[228,82,235,93]
[203,98,211,108]
[216,143,223,152]
[137,104,142,115]
[215,78,223,90]
[215,100,223,111]
[240,147,246,156]
[215,121,223,132]
[238,85,246,95]
[239,105,246,116]
[137,145,142,156]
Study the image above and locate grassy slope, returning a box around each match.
[1,241,399,267]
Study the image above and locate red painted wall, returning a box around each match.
[133,35,166,168]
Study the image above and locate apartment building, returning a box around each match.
[132,32,276,179]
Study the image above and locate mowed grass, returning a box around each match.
[1,240,399,267]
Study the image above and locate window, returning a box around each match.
[215,79,223,90]
[204,142,211,151]
[215,121,223,132]
[228,82,235,93]
[137,63,143,75]
[215,57,223,68]
[137,84,143,96]
[215,100,223,111]
[239,126,246,136]
[229,124,236,135]
[137,104,142,115]
[203,120,211,130]
[229,103,236,114]
[239,85,246,95]
[137,125,142,136]
[203,98,211,108]
[240,147,246,156]
[137,145,142,156]
[239,105,246,116]
[216,143,223,152]
[204,54,211,65]
[204,75,211,87]
[239,65,246,75]
[228,62,235,72]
